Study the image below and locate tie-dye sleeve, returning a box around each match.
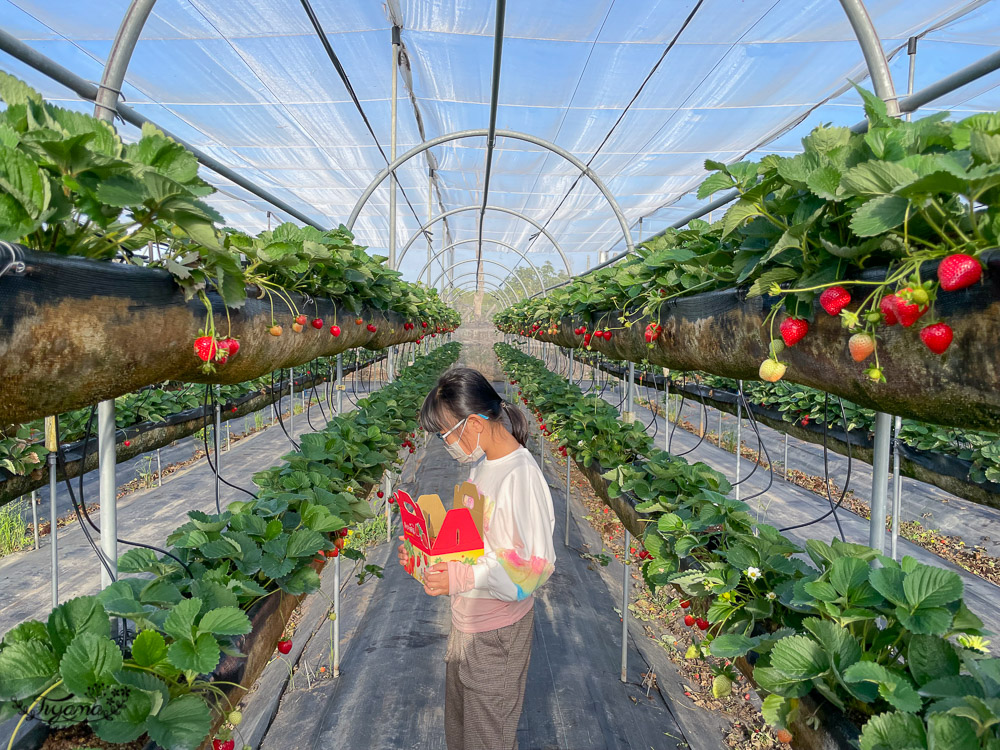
[449,461,556,602]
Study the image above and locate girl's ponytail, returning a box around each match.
[419,367,532,447]
[500,400,531,447]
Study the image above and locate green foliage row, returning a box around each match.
[496,343,998,750]
[0,73,459,334]
[0,342,460,749]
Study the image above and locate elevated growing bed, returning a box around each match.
[0,247,437,425]
[526,254,1000,432]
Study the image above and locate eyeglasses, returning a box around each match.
[437,413,489,441]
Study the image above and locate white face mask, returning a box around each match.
[442,416,486,464]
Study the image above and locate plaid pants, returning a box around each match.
[444,609,534,750]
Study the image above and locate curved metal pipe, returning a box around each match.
[413,239,545,292]
[838,0,901,117]
[397,205,571,276]
[345,128,633,256]
[431,259,530,298]
[443,280,513,309]
[442,275,515,308]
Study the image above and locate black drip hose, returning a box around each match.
[54,414,194,581]
[270,371,301,451]
[200,386,260,504]
[733,384,774,503]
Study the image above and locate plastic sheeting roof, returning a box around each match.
[1,0,1000,288]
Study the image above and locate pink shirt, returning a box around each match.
[445,446,556,633]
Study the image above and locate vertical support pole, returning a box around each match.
[388,25,400,271]
[718,409,723,448]
[735,381,743,500]
[98,400,117,590]
[906,37,917,122]
[621,526,630,684]
[156,448,162,487]
[663,369,669,451]
[225,421,230,451]
[214,387,222,507]
[333,552,341,677]
[336,354,344,415]
[624,362,635,423]
[289,370,295,437]
[783,433,789,481]
[565,349,573,548]
[385,351,395,544]
[427,169,434,287]
[869,412,892,553]
[48,449,58,608]
[891,416,903,560]
[31,490,39,550]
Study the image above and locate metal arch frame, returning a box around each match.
[442,274,516,307]
[442,274,515,308]
[431,259,530,298]
[396,205,572,276]
[414,239,545,292]
[444,280,513,309]
[345,128,634,255]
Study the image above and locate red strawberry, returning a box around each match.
[194,336,217,362]
[295,314,307,326]
[311,318,324,329]
[218,338,240,357]
[356,318,364,325]
[938,253,981,291]
[277,640,292,654]
[377,490,384,498]
[779,317,808,347]
[696,618,710,631]
[422,321,428,328]
[680,600,691,609]
[329,546,339,557]
[213,740,224,750]
[920,322,953,354]
[330,325,341,337]
[603,330,612,340]
[879,295,900,325]
[819,286,851,316]
[894,290,928,327]
[848,333,875,362]
[123,440,131,447]
[684,614,696,627]
[593,330,603,339]
[367,324,377,333]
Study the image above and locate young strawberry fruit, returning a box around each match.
[269,325,283,336]
[759,359,786,383]
[291,322,304,333]
[712,674,733,699]
[683,614,696,627]
[779,317,808,347]
[776,728,793,744]
[920,322,953,354]
[330,325,341,337]
[848,333,875,362]
[194,336,218,362]
[356,318,364,325]
[228,711,243,726]
[879,294,900,325]
[311,318,324,329]
[819,286,851,316]
[938,253,981,291]
[295,314,307,326]
[277,639,292,654]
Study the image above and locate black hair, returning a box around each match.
[419,367,531,447]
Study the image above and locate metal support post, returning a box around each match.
[336,354,344,414]
[621,527,630,683]
[225,421,230,451]
[333,553,341,677]
[783,433,789,481]
[289,370,295,437]
[663,370,670,451]
[156,448,162,487]
[98,399,117,590]
[214,387,222,506]
[48,451,58,607]
[735,381,743,500]
[388,25,400,270]
[384,472,393,543]
[624,362,635,423]
[31,490,38,550]
[891,416,903,560]
[869,412,893,553]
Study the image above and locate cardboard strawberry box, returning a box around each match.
[396,480,485,584]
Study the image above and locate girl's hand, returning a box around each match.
[423,563,450,596]
[397,536,409,569]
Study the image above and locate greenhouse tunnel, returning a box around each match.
[2,1,1000,750]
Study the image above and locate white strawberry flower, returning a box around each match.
[766,591,776,600]
[745,566,762,581]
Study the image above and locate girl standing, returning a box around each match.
[397,367,556,750]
